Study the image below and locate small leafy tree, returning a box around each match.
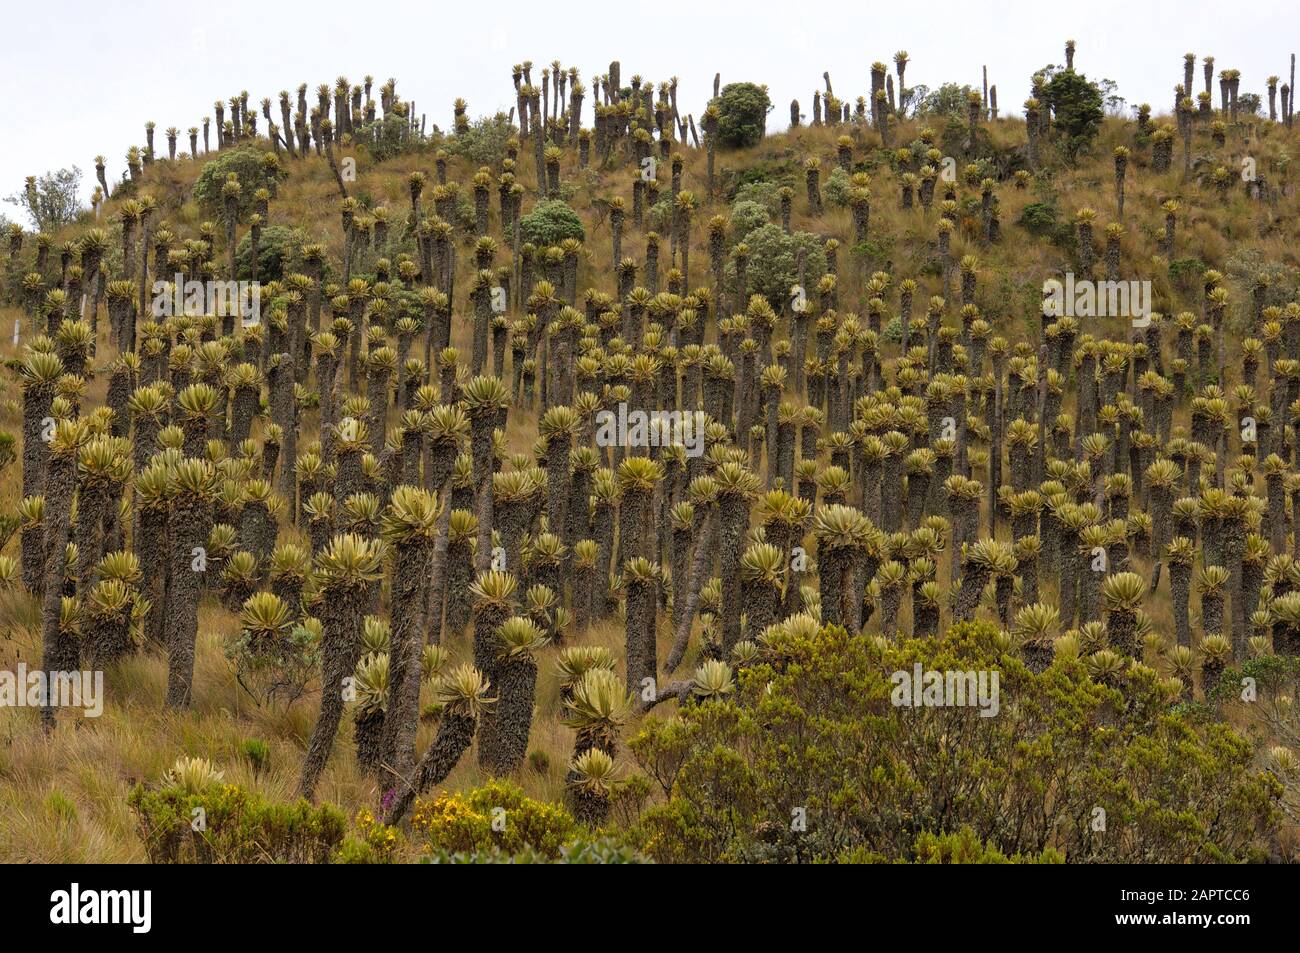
[193,146,287,218]
[446,112,516,167]
[235,224,305,281]
[914,84,977,122]
[1043,70,1104,161]
[519,200,585,246]
[728,224,827,310]
[713,83,772,149]
[6,167,83,231]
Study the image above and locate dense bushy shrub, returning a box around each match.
[1017,201,1061,237]
[914,83,978,121]
[411,779,578,858]
[356,113,428,163]
[729,199,770,242]
[731,179,783,210]
[849,828,1062,864]
[192,146,287,218]
[729,224,827,310]
[645,195,674,234]
[723,159,795,201]
[128,781,346,863]
[823,166,853,207]
[1043,69,1104,160]
[234,224,304,282]
[519,199,585,246]
[446,112,516,167]
[629,621,1279,863]
[332,809,403,864]
[713,83,772,149]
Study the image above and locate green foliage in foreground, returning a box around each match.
[128,782,346,863]
[628,621,1280,863]
[411,778,579,858]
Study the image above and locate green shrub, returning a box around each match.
[1168,257,1206,292]
[333,808,403,864]
[713,82,772,149]
[446,112,516,168]
[823,167,853,207]
[355,113,429,164]
[729,224,827,310]
[843,828,1063,864]
[1017,201,1061,238]
[853,235,897,272]
[240,738,269,778]
[1209,654,1300,704]
[628,621,1280,863]
[411,778,578,859]
[1043,69,1105,161]
[234,224,303,282]
[222,618,320,709]
[731,179,782,209]
[192,146,287,218]
[45,790,78,824]
[519,199,585,246]
[723,160,795,202]
[0,431,16,473]
[128,781,346,863]
[914,83,977,122]
[729,200,770,242]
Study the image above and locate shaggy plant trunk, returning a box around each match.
[880,585,902,639]
[1058,531,1081,625]
[75,484,108,595]
[955,561,991,622]
[478,654,537,776]
[473,602,514,772]
[1171,561,1192,648]
[741,577,780,638]
[570,787,610,828]
[443,540,475,634]
[625,574,658,696]
[384,712,477,825]
[470,418,495,572]
[1201,592,1224,639]
[37,449,76,731]
[380,534,435,786]
[665,508,716,674]
[22,384,54,499]
[717,491,749,654]
[164,493,212,709]
[354,710,385,778]
[882,454,903,533]
[819,548,851,626]
[617,488,651,565]
[297,578,368,800]
[1109,608,1139,657]
[1079,562,1101,624]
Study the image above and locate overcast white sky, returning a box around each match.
[2,0,1295,224]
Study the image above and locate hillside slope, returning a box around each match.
[1,55,1298,863]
